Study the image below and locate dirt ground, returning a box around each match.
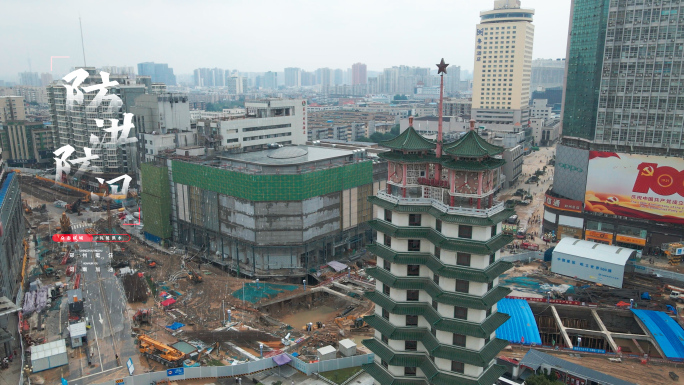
[502,348,684,385]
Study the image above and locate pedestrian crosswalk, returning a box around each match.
[71,222,91,231]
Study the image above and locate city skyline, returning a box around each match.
[0,0,570,81]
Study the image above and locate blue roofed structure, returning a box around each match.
[632,309,684,361]
[496,298,542,345]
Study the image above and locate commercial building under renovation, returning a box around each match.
[141,145,386,279]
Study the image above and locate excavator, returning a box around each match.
[66,197,82,214]
[132,309,152,325]
[137,335,185,367]
[187,268,203,284]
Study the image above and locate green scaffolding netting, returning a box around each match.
[231,282,298,303]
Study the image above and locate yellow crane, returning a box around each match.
[663,242,683,265]
[137,335,185,367]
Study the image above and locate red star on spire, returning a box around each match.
[436,58,449,75]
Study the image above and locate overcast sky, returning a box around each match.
[0,0,571,81]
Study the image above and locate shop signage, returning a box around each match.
[616,234,647,246]
[585,230,613,244]
[544,194,583,213]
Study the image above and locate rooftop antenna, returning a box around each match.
[79,16,87,67]
[436,58,449,158]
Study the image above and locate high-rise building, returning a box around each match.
[40,73,53,87]
[227,76,245,95]
[471,0,535,125]
[301,71,315,87]
[316,68,332,87]
[362,119,512,385]
[137,62,177,86]
[445,65,462,94]
[47,68,145,184]
[352,63,367,85]
[530,59,566,91]
[544,0,684,256]
[263,72,278,89]
[211,68,225,87]
[19,72,40,87]
[284,67,301,87]
[334,69,344,85]
[0,96,26,124]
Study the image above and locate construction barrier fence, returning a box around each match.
[94,353,374,385]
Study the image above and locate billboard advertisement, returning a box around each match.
[585,151,684,224]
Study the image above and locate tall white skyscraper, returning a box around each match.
[472,0,535,126]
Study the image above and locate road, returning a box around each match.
[64,241,137,384]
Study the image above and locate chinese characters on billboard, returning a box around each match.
[584,151,684,224]
[543,194,583,213]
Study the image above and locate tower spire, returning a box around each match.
[436,58,449,158]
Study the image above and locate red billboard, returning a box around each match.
[584,152,684,224]
[544,194,583,213]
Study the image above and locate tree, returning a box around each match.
[393,94,408,101]
[525,373,564,385]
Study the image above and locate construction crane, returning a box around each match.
[663,242,683,265]
[137,335,185,367]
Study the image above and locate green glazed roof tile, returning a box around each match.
[364,291,510,338]
[380,126,436,151]
[368,219,513,254]
[378,152,505,171]
[366,267,511,309]
[364,315,510,367]
[443,130,504,158]
[366,243,513,283]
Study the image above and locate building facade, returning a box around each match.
[471,0,535,125]
[0,96,26,125]
[141,145,386,279]
[0,162,25,300]
[284,68,302,87]
[137,62,177,86]
[352,63,368,85]
[0,121,54,164]
[561,0,610,140]
[47,68,145,188]
[443,98,473,120]
[218,99,307,152]
[546,0,684,253]
[362,120,513,385]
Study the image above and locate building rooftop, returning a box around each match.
[218,145,354,166]
[553,238,636,265]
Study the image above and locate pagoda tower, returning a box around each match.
[362,59,514,385]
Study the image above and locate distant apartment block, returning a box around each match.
[0,121,54,164]
[0,96,26,124]
[137,62,177,86]
[18,72,40,87]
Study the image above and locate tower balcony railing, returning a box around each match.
[377,190,505,218]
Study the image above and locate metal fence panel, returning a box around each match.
[633,264,684,283]
[94,354,374,385]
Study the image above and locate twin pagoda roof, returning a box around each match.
[381,125,504,158]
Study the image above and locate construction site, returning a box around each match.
[15,171,377,384]
[12,166,684,385]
